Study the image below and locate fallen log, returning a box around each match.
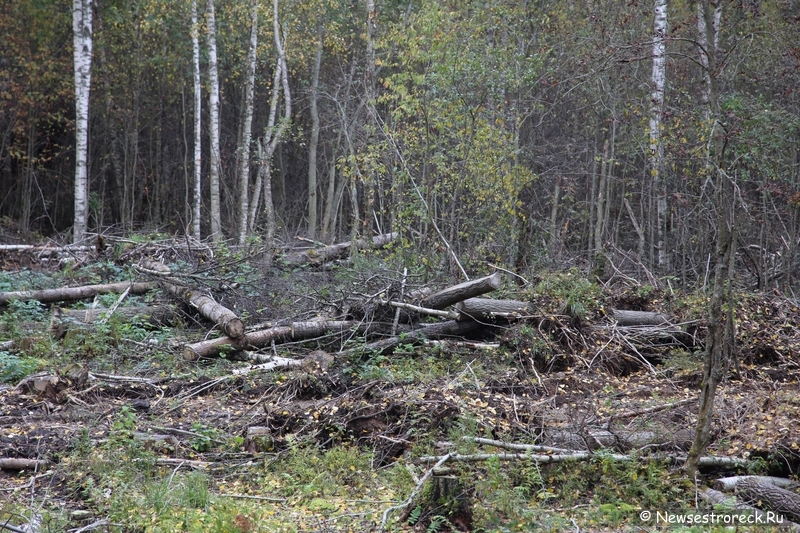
[419,272,502,310]
[339,319,485,357]
[715,476,799,492]
[0,281,156,305]
[612,309,671,326]
[277,232,398,268]
[454,298,532,320]
[57,304,182,326]
[736,475,800,522]
[162,282,244,339]
[0,458,50,471]
[701,488,800,532]
[183,320,360,360]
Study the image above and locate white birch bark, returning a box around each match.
[72,0,93,244]
[649,0,668,270]
[191,0,202,241]
[307,20,323,240]
[206,0,222,239]
[236,0,258,245]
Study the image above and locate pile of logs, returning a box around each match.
[0,232,691,365]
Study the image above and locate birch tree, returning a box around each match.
[250,0,291,246]
[72,0,93,243]
[649,0,668,270]
[206,0,222,239]
[236,0,259,245]
[191,0,202,241]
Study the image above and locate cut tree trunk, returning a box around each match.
[736,476,800,522]
[419,272,501,310]
[57,304,182,326]
[0,458,50,471]
[612,309,671,326]
[161,283,244,338]
[277,232,398,268]
[455,298,532,320]
[183,320,360,360]
[701,488,800,532]
[0,281,156,305]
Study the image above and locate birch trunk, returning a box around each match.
[250,0,291,246]
[72,0,93,244]
[236,0,259,245]
[191,0,202,240]
[206,0,222,239]
[649,0,668,271]
[307,20,323,240]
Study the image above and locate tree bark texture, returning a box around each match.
[161,282,244,338]
[191,0,202,240]
[419,272,502,310]
[612,309,671,326]
[72,0,93,243]
[0,281,156,305]
[206,0,222,239]
[737,476,800,522]
[455,298,532,321]
[183,320,360,360]
[650,0,668,271]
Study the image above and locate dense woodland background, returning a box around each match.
[1,0,799,288]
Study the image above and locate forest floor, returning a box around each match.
[1,239,800,532]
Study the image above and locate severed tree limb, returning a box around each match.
[419,272,502,310]
[701,488,800,531]
[736,476,800,522]
[612,309,671,326]
[277,232,398,268]
[183,320,360,360]
[0,458,50,471]
[461,436,575,454]
[715,476,799,492]
[161,282,244,339]
[417,451,750,468]
[383,300,460,320]
[455,298,532,321]
[0,281,156,305]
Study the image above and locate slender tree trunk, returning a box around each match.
[650,0,668,272]
[72,0,93,243]
[307,19,323,240]
[191,0,202,240]
[251,0,291,247]
[236,0,258,245]
[206,0,222,239]
[685,0,734,477]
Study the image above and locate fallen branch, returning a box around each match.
[162,282,244,339]
[0,281,156,305]
[277,232,398,268]
[597,397,696,423]
[183,320,360,360]
[461,436,575,454]
[338,319,485,358]
[381,453,452,531]
[417,451,631,464]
